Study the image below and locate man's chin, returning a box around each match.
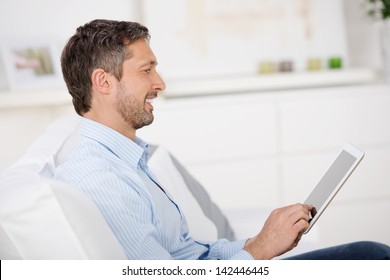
[134,117,154,130]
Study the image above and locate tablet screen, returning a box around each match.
[305,150,357,214]
[303,144,364,234]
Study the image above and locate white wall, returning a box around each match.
[0,0,141,40]
[142,0,350,80]
[0,0,385,87]
[343,0,384,70]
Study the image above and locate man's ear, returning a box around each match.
[91,68,112,94]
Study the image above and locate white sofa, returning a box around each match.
[0,116,241,259]
[0,116,318,259]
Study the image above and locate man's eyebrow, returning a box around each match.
[139,60,158,67]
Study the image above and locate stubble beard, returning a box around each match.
[116,84,154,130]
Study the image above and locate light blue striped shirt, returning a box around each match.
[54,118,252,260]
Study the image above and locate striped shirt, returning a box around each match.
[54,118,252,260]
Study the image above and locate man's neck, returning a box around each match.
[83,113,136,141]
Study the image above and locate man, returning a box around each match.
[55,19,390,260]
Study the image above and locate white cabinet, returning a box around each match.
[139,84,390,247]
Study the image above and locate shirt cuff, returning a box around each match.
[227,239,253,260]
[219,239,254,260]
[229,249,254,260]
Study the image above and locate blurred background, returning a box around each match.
[0,0,389,251]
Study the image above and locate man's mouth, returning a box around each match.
[145,96,156,111]
[145,98,154,104]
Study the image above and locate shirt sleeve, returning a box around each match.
[204,239,254,260]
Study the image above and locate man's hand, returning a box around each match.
[244,203,313,260]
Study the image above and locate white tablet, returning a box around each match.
[303,143,364,234]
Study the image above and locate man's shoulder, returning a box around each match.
[54,139,113,184]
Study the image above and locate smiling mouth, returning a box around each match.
[145,98,154,104]
[146,92,158,104]
[145,96,156,111]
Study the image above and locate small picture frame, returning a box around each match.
[1,41,63,90]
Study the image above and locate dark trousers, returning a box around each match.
[284,241,390,260]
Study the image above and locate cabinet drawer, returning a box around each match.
[187,158,280,209]
[281,147,390,203]
[140,101,277,163]
[280,94,390,152]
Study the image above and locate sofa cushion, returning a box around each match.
[0,168,126,259]
[11,115,81,177]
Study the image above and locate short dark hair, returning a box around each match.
[61,19,150,115]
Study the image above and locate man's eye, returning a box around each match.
[144,69,151,74]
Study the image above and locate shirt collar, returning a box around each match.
[79,117,149,168]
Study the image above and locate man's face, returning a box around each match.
[115,39,165,130]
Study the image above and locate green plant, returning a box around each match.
[365,0,390,20]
